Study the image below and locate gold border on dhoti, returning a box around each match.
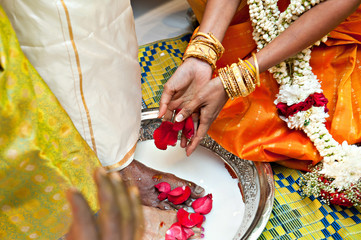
[103,143,137,171]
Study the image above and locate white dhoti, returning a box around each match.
[1,0,142,171]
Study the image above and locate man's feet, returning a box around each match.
[141,206,202,239]
[118,160,205,210]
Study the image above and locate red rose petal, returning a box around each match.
[155,182,171,193]
[183,228,195,239]
[173,120,185,131]
[168,186,192,205]
[154,121,179,150]
[196,216,206,228]
[158,192,168,201]
[183,116,194,139]
[165,222,188,240]
[191,194,213,215]
[155,182,171,201]
[177,208,204,228]
[168,186,185,197]
[153,121,173,150]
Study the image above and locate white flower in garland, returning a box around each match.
[247,0,361,206]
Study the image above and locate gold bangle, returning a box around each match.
[231,63,249,97]
[239,59,257,88]
[252,52,261,87]
[222,68,236,99]
[226,65,240,97]
[238,62,255,93]
[183,31,224,71]
[229,64,244,97]
[244,60,256,75]
[191,39,221,59]
[183,43,218,70]
[192,32,224,57]
[218,68,234,99]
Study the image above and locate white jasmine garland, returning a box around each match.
[247,0,361,206]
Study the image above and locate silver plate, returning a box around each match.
[140,108,274,240]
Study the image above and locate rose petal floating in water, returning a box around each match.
[191,194,213,215]
[177,208,204,228]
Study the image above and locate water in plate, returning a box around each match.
[135,140,245,240]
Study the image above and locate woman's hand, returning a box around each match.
[159,57,228,156]
[178,76,228,156]
[159,57,213,121]
[160,63,228,156]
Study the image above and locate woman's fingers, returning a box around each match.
[186,116,211,156]
[159,66,190,118]
[158,84,175,119]
[66,188,98,240]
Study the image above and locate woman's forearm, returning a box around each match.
[198,0,242,41]
[251,0,361,73]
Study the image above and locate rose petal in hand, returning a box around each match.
[154,121,178,150]
[173,120,185,131]
[183,116,194,139]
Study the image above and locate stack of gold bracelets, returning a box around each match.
[182,31,260,99]
[218,53,260,100]
[182,31,224,71]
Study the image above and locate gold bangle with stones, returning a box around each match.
[221,68,235,99]
[223,68,237,100]
[218,68,234,99]
[243,64,257,90]
[238,59,257,89]
[231,63,249,97]
[228,64,244,97]
[225,65,240,97]
[239,58,259,88]
[238,62,255,92]
[218,56,261,99]
[252,53,261,87]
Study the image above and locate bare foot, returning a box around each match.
[141,206,176,239]
[119,160,205,210]
[141,206,202,240]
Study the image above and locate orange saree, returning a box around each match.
[188,0,361,171]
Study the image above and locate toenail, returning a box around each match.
[194,185,204,194]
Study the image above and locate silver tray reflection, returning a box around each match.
[140,108,274,240]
